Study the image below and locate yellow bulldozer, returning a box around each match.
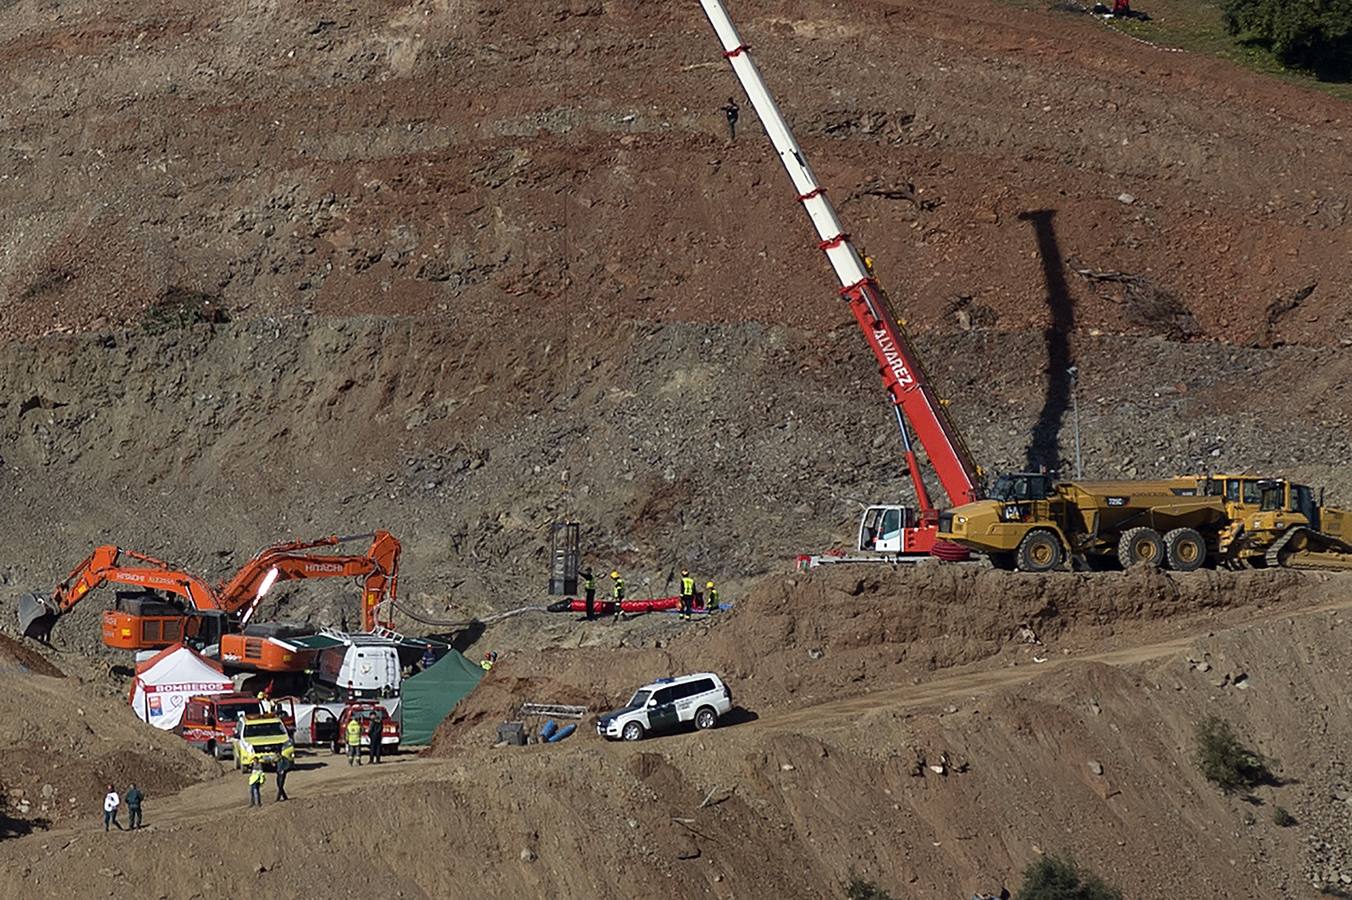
[1214,476,1352,570]
[937,472,1352,572]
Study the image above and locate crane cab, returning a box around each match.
[858,506,918,554]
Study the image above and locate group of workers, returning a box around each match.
[242,712,383,811]
[578,566,721,621]
[345,712,387,766]
[101,783,143,831]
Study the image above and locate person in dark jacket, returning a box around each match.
[581,567,596,620]
[722,98,740,140]
[124,783,144,829]
[275,742,295,801]
[367,714,383,764]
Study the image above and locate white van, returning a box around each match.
[316,638,400,698]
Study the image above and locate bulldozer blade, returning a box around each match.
[17,593,58,641]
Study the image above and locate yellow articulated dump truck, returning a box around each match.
[937,472,1227,572]
[939,472,1352,572]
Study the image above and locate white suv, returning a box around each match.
[597,673,733,741]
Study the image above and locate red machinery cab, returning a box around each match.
[177,692,297,759]
[177,692,265,759]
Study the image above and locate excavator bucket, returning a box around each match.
[17,593,59,641]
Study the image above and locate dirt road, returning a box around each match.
[769,587,1352,731]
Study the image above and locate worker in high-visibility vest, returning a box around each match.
[247,763,266,808]
[345,717,363,767]
[705,581,720,613]
[610,570,625,621]
[679,570,695,620]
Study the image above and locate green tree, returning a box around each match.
[1222,0,1352,80]
[1194,716,1275,795]
[1016,854,1123,900]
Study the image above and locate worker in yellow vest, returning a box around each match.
[247,763,265,808]
[704,581,720,613]
[345,717,363,767]
[610,570,625,621]
[679,570,695,620]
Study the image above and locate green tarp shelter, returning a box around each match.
[400,649,485,746]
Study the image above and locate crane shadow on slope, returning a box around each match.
[1017,209,1075,476]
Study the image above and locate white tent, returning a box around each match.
[128,643,234,730]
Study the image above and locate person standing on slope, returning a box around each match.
[367,713,383,765]
[346,716,363,766]
[581,567,596,620]
[247,763,265,808]
[610,570,626,621]
[124,783,144,829]
[275,742,295,801]
[722,97,740,141]
[102,784,122,831]
[679,570,696,621]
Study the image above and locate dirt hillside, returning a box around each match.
[0,668,220,833]
[2,319,1349,655]
[2,0,1351,895]
[431,565,1316,748]
[1,0,1348,346]
[3,571,1352,898]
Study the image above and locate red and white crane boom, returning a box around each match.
[696,0,982,558]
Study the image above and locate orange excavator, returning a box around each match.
[18,532,401,670]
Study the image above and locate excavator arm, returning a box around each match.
[18,545,218,640]
[20,531,401,645]
[216,531,401,631]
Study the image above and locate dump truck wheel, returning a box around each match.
[1118,527,1164,568]
[1164,527,1206,572]
[1016,530,1064,572]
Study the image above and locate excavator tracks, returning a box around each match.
[1265,526,1352,571]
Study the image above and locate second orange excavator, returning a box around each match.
[18,531,401,670]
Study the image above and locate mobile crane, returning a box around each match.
[18,531,402,670]
[696,0,982,564]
